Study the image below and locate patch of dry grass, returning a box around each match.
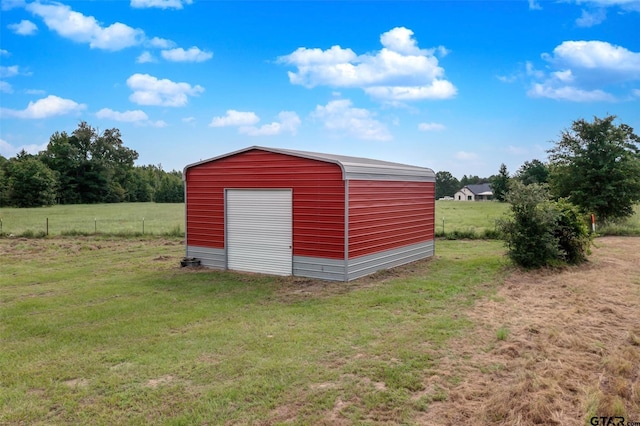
[419,237,640,425]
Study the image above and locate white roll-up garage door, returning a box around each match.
[226,189,292,276]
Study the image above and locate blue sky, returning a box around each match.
[1,0,639,178]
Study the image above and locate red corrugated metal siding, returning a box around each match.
[186,150,345,259]
[348,180,435,258]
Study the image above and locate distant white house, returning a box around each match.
[454,183,494,201]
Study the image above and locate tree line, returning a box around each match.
[435,159,549,201]
[0,122,184,208]
[436,115,640,224]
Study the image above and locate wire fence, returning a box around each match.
[0,217,184,237]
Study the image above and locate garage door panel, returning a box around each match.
[226,189,292,276]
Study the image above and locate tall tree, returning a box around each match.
[40,122,139,204]
[515,159,549,185]
[548,115,640,223]
[435,171,460,199]
[5,151,58,207]
[492,163,510,202]
[39,131,81,204]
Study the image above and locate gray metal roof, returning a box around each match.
[184,146,435,182]
[465,183,493,195]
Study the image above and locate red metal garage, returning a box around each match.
[184,146,435,281]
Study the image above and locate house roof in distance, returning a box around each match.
[464,183,493,195]
[185,146,436,182]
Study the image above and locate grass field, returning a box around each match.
[0,237,506,424]
[2,201,638,423]
[0,203,184,237]
[1,201,638,238]
[434,201,507,238]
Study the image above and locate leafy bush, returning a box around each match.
[497,181,591,268]
[435,228,502,240]
[554,199,591,264]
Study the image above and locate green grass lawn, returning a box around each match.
[597,204,640,236]
[0,203,184,236]
[435,200,508,238]
[0,237,506,424]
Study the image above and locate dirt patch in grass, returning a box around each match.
[420,237,640,425]
[145,375,175,389]
[63,378,89,389]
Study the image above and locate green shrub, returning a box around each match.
[19,229,47,238]
[497,181,591,268]
[554,200,591,264]
[163,224,184,237]
[435,228,503,240]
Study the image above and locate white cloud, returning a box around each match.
[552,69,574,83]
[278,27,456,102]
[24,2,199,62]
[525,61,545,79]
[418,122,445,131]
[633,88,640,97]
[0,138,12,155]
[528,83,616,101]
[379,26,428,56]
[8,19,38,35]
[136,51,156,63]
[209,110,300,136]
[96,107,168,127]
[0,95,86,119]
[0,49,9,56]
[0,81,13,93]
[131,0,192,9]
[146,37,175,49]
[209,110,260,127]
[546,41,640,74]
[96,108,148,122]
[365,81,456,101]
[576,8,607,27]
[455,151,478,160]
[161,47,213,63]
[26,2,144,51]
[25,89,46,95]
[149,120,167,127]
[182,116,196,125]
[239,111,301,136]
[1,0,25,11]
[311,99,392,141]
[127,73,204,107]
[0,65,19,78]
[497,74,517,83]
[529,0,542,10]
[575,0,640,12]
[528,40,640,101]
[0,138,48,157]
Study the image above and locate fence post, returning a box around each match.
[46,217,49,236]
[142,217,145,234]
[95,218,97,234]
[442,217,445,236]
